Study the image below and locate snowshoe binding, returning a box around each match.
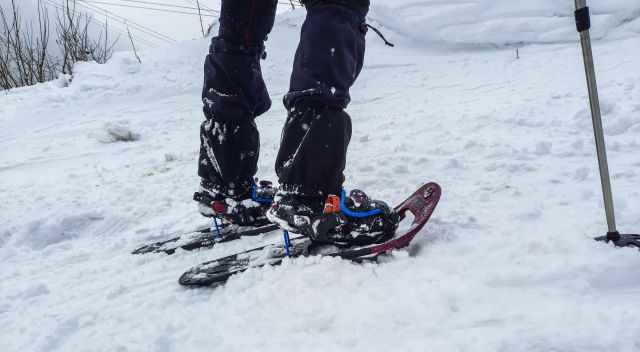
[267,189,399,246]
[194,179,275,227]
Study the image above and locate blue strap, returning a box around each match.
[283,230,291,257]
[339,190,383,218]
[212,217,222,238]
[251,183,273,205]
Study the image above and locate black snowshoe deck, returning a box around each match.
[131,223,279,255]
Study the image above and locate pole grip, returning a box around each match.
[574,6,591,32]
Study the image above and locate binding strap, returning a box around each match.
[250,183,273,205]
[339,190,383,218]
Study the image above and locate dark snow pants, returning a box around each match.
[198,0,368,199]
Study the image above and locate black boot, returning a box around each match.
[267,189,398,246]
[197,0,278,221]
[194,179,275,227]
[266,192,324,235]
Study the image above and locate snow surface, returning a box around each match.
[370,0,640,47]
[2,3,640,352]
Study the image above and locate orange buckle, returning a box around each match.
[323,194,340,214]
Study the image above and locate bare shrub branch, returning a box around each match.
[0,0,119,90]
[127,25,141,64]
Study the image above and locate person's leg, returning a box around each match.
[267,2,398,243]
[198,0,278,200]
[275,1,368,201]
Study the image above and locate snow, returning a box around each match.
[370,0,640,47]
[2,2,640,352]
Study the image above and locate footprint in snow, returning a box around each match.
[17,212,105,250]
[605,117,635,136]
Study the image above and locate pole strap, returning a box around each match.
[575,7,591,33]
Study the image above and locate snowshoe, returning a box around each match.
[131,222,280,255]
[179,182,441,287]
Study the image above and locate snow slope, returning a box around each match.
[370,0,640,46]
[2,3,640,352]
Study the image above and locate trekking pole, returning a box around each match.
[574,0,639,247]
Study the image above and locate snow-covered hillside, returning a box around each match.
[371,0,640,46]
[2,3,640,352]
